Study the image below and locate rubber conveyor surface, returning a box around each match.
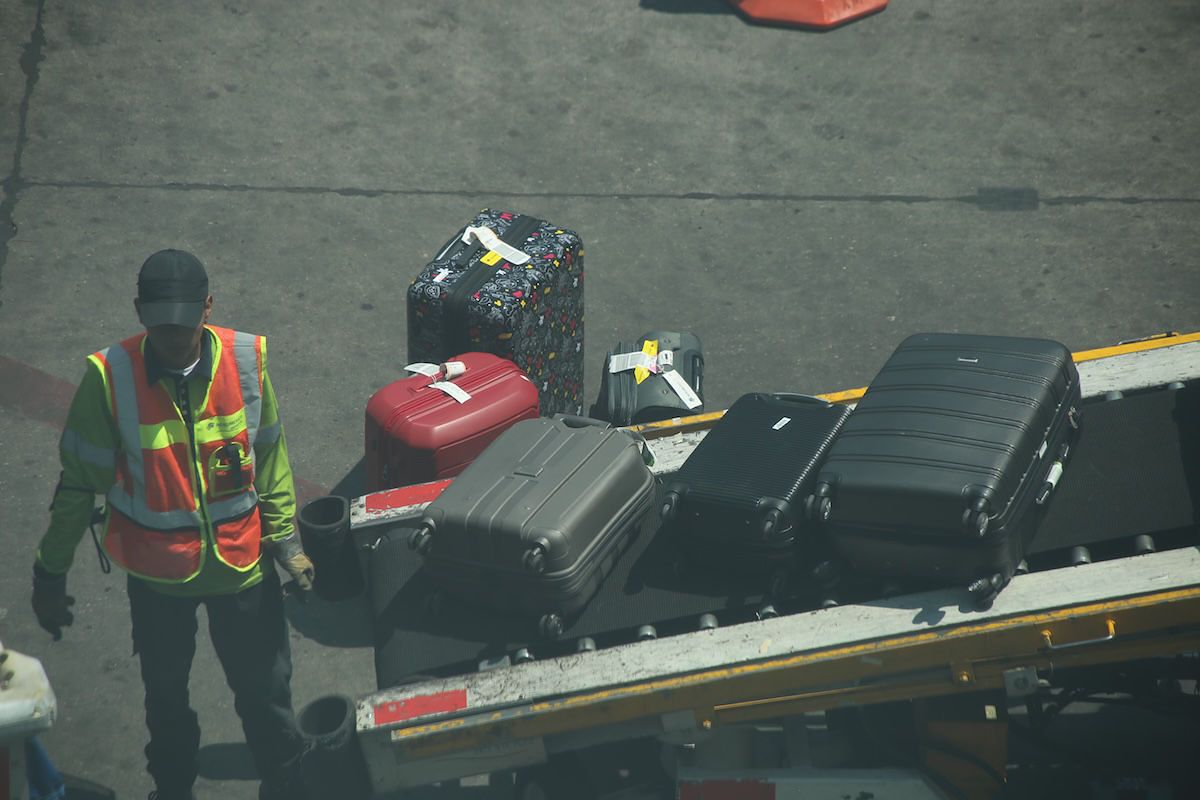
[368,385,1200,688]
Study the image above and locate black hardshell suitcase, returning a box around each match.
[591,331,705,426]
[814,333,1082,604]
[407,415,657,639]
[407,209,585,416]
[660,393,851,584]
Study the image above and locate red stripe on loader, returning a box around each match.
[364,479,452,515]
[678,778,776,800]
[373,689,469,726]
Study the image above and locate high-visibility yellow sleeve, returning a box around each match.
[253,355,297,545]
[36,362,118,575]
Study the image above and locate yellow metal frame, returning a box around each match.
[388,585,1200,758]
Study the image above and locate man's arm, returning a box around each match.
[253,346,297,545]
[252,343,314,594]
[37,361,118,575]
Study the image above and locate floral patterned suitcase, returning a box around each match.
[407,209,584,416]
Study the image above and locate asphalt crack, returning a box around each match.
[22,178,1200,209]
[0,0,46,311]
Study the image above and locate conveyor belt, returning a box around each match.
[368,385,1199,688]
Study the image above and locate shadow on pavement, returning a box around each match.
[197,741,259,781]
[62,774,117,799]
[639,0,732,14]
[284,589,374,648]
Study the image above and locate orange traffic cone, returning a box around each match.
[728,0,888,29]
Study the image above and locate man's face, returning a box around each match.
[144,322,206,368]
[135,295,213,368]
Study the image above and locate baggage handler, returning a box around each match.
[30,249,315,800]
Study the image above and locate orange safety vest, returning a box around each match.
[88,326,266,582]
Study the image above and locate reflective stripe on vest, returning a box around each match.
[99,326,264,581]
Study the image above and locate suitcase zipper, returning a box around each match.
[443,215,541,355]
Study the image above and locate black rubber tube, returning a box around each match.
[298,694,370,800]
[298,495,363,602]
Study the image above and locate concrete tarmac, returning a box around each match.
[1,1,1198,798]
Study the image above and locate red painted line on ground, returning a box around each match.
[0,354,330,505]
[0,354,76,429]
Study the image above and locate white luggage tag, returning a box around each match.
[608,351,660,375]
[429,381,472,403]
[408,361,473,402]
[663,370,703,409]
[461,225,532,266]
[428,361,472,403]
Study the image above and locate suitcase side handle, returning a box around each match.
[769,392,833,407]
[553,414,653,465]
[553,414,614,430]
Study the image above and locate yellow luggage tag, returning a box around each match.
[634,339,659,385]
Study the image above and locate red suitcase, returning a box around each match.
[365,352,539,491]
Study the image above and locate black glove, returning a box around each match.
[32,562,75,640]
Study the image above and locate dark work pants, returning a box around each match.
[128,566,304,799]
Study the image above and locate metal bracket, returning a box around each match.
[1003,666,1040,698]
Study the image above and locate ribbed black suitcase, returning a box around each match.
[660,393,851,585]
[407,415,657,639]
[407,209,584,416]
[590,331,705,426]
[814,333,1081,604]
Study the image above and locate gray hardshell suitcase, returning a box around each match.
[408,415,657,639]
[814,333,1081,604]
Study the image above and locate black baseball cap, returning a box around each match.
[137,249,209,328]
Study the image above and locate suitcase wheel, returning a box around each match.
[539,613,564,640]
[698,613,719,631]
[1134,534,1156,556]
[804,495,833,522]
[637,625,658,641]
[408,524,433,555]
[660,491,681,522]
[523,544,549,575]
[513,648,535,664]
[963,509,990,537]
[576,637,597,653]
[811,559,840,589]
[1070,546,1092,566]
[967,573,1004,608]
[817,496,832,522]
[761,508,788,540]
[819,595,839,610]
